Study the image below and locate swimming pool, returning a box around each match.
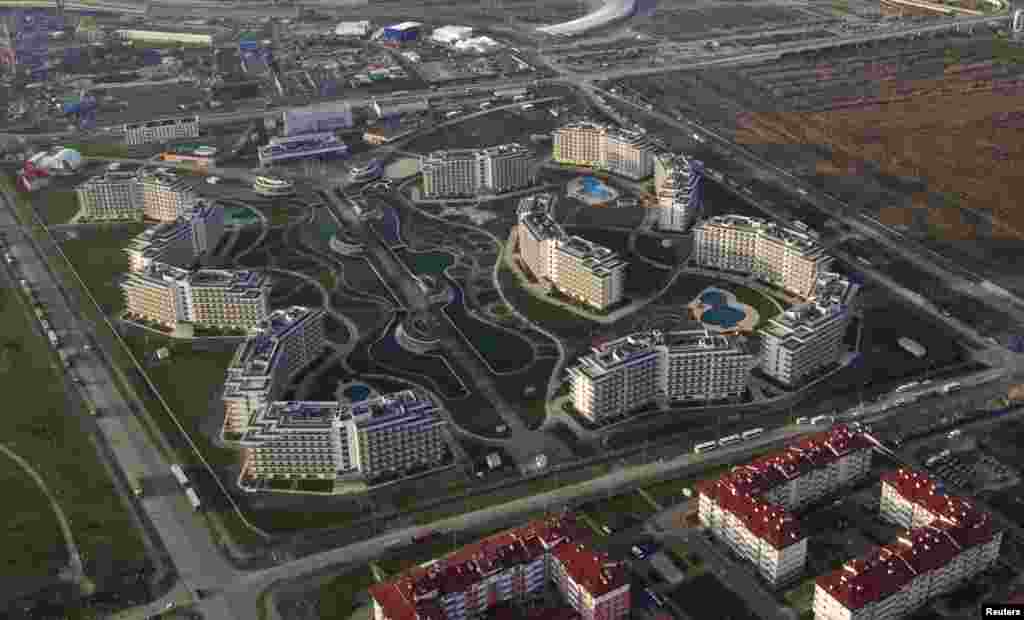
[701,306,746,329]
[581,176,612,199]
[343,384,371,402]
[700,290,727,307]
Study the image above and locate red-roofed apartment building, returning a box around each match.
[813,468,1003,620]
[369,514,630,620]
[696,424,873,586]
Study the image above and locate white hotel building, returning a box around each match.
[567,329,757,422]
[124,115,200,146]
[121,266,271,330]
[517,210,627,311]
[654,152,705,232]
[813,468,1002,620]
[697,425,874,586]
[75,170,143,221]
[138,169,199,221]
[553,121,656,181]
[692,215,832,299]
[125,202,225,272]
[758,272,859,387]
[239,390,448,483]
[420,144,534,198]
[221,306,327,437]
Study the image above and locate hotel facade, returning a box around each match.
[121,265,271,330]
[567,329,757,422]
[138,169,199,221]
[696,424,874,586]
[239,390,448,483]
[517,209,627,311]
[125,202,226,272]
[692,215,832,299]
[653,152,704,232]
[813,468,1003,620]
[420,144,534,198]
[553,121,655,181]
[369,514,630,620]
[221,306,327,437]
[75,170,143,221]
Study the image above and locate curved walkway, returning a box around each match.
[0,443,86,589]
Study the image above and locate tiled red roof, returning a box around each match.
[815,546,916,611]
[697,479,803,550]
[882,468,999,547]
[551,543,628,598]
[370,514,601,620]
[890,527,961,575]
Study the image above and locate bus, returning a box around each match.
[693,440,718,454]
[170,464,189,486]
[943,382,962,394]
[718,434,741,447]
[894,382,920,393]
[795,416,810,425]
[810,415,834,426]
[742,428,764,440]
[185,487,201,511]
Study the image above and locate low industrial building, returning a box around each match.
[381,22,422,42]
[431,25,474,44]
[813,468,1003,620]
[115,29,212,46]
[258,132,349,166]
[124,116,200,146]
[281,102,353,137]
[517,209,628,311]
[697,425,874,586]
[369,514,631,620]
[334,20,372,37]
[239,390,448,483]
[568,329,757,422]
[159,144,218,169]
[221,306,327,437]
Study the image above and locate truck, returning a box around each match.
[47,329,59,347]
[943,382,962,394]
[185,487,201,511]
[170,464,189,486]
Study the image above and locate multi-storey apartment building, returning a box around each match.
[567,329,757,422]
[125,202,225,272]
[221,306,327,437]
[553,121,655,181]
[759,301,850,387]
[121,265,270,329]
[369,514,630,620]
[653,152,704,232]
[138,169,198,221]
[692,215,832,298]
[813,469,1003,620]
[516,210,628,311]
[420,144,534,198]
[75,171,143,221]
[696,425,873,586]
[240,390,447,482]
[124,116,200,146]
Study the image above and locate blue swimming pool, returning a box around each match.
[701,306,746,329]
[343,384,371,402]
[582,176,611,199]
[700,290,727,306]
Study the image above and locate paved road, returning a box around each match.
[0,442,86,589]
[0,186,239,619]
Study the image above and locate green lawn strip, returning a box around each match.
[782,577,818,620]
[642,463,734,507]
[0,287,147,582]
[411,462,612,526]
[64,142,132,158]
[59,223,146,315]
[577,511,606,536]
[0,456,67,582]
[248,504,363,535]
[728,284,784,325]
[260,205,296,226]
[36,189,81,225]
[318,569,377,620]
[587,490,657,526]
[637,487,662,511]
[317,269,336,294]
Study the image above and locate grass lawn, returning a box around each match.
[497,262,595,341]
[36,189,81,225]
[64,142,132,158]
[317,569,377,620]
[587,490,658,526]
[783,577,818,620]
[317,268,336,294]
[0,286,147,588]
[728,284,784,326]
[642,463,735,507]
[258,204,297,227]
[59,224,146,315]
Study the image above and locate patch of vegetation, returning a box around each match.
[37,189,81,225]
[317,570,376,620]
[783,577,818,620]
[64,142,132,158]
[729,284,785,325]
[59,224,146,315]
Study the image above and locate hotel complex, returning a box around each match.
[369,514,630,620]
[74,168,198,222]
[75,170,143,221]
[121,265,271,330]
[221,306,327,437]
[693,215,832,298]
[758,273,859,386]
[239,390,449,483]
[124,115,200,146]
[696,424,874,586]
[420,144,535,198]
[813,468,1003,620]
[653,152,704,232]
[517,208,628,311]
[125,202,226,272]
[567,329,758,422]
[552,121,656,181]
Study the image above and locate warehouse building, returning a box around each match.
[124,116,200,146]
[334,20,371,37]
[382,22,422,42]
[431,25,473,44]
[281,102,353,137]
